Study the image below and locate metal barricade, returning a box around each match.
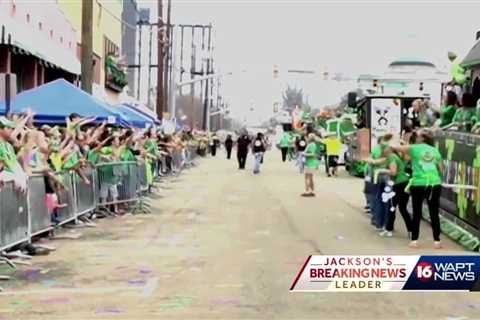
[73,166,97,216]
[27,174,52,237]
[137,162,149,193]
[96,162,139,206]
[55,172,77,225]
[0,181,29,251]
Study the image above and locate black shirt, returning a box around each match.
[296,138,307,152]
[237,135,251,153]
[253,138,265,153]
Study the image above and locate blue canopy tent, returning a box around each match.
[0,79,131,126]
[115,103,155,128]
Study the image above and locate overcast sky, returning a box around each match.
[138,0,480,124]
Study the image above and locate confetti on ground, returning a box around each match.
[95,307,123,315]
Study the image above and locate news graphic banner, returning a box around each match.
[290,255,480,292]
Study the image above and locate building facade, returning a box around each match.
[121,0,139,99]
[58,0,126,105]
[0,0,80,92]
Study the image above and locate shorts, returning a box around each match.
[304,167,317,175]
[328,155,339,168]
[100,183,119,200]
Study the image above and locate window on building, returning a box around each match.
[104,37,119,57]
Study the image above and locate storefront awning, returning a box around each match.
[0,18,80,75]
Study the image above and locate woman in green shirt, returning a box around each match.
[451,93,476,132]
[393,129,443,249]
[439,91,457,127]
[382,147,412,237]
[302,134,319,197]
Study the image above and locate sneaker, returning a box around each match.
[433,241,443,249]
[379,230,393,237]
[408,241,419,248]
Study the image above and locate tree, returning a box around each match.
[282,86,304,111]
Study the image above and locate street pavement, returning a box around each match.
[0,151,478,320]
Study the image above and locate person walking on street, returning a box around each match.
[252,132,266,174]
[236,133,251,170]
[302,134,319,197]
[392,129,443,249]
[210,133,220,156]
[295,134,307,174]
[321,133,342,177]
[279,131,292,162]
[225,134,233,159]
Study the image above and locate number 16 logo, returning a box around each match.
[416,262,434,281]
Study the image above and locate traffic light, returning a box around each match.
[373,79,378,88]
[419,82,424,91]
[273,65,279,79]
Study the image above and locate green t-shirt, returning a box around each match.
[120,148,136,162]
[409,143,442,187]
[87,150,100,165]
[440,105,456,127]
[279,133,292,148]
[62,151,80,170]
[371,145,382,159]
[452,107,476,127]
[304,142,319,169]
[145,139,159,156]
[0,141,17,172]
[388,153,409,185]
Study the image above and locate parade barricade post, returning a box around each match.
[27,174,52,237]
[96,161,140,206]
[55,172,77,226]
[137,162,149,193]
[0,181,29,252]
[74,166,97,216]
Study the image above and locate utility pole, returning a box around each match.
[81,0,93,93]
[136,21,143,100]
[164,0,172,116]
[202,25,212,131]
[156,0,164,121]
[147,24,153,107]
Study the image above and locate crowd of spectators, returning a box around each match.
[0,112,209,218]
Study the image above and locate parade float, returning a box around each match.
[344,93,428,176]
